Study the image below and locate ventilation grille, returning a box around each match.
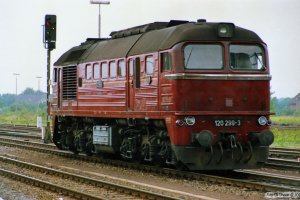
[62,66,77,100]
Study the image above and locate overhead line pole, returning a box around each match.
[36,76,42,91]
[13,73,20,97]
[13,73,20,111]
[90,0,110,38]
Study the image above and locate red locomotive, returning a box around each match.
[52,19,274,170]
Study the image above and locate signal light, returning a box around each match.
[185,116,196,126]
[45,15,56,42]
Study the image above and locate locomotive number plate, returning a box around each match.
[214,119,241,127]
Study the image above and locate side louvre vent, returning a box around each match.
[62,66,77,100]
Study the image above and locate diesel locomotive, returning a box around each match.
[52,19,274,170]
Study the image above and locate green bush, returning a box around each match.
[0,88,47,125]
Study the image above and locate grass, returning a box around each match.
[270,116,300,148]
[271,128,300,148]
[271,116,300,148]
[0,111,46,126]
[271,116,300,126]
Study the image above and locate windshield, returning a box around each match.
[230,45,265,70]
[184,44,223,69]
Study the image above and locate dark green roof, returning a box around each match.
[54,21,264,66]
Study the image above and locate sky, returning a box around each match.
[0,0,299,98]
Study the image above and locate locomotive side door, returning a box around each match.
[127,57,141,111]
[127,58,135,111]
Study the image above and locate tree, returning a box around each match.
[270,97,277,113]
[21,88,35,95]
[0,94,15,107]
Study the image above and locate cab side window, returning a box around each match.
[128,59,134,77]
[86,64,92,80]
[161,52,172,71]
[118,60,126,78]
[145,56,155,75]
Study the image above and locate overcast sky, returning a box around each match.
[0,0,299,98]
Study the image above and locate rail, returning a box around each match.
[0,155,184,200]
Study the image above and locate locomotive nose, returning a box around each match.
[249,130,274,146]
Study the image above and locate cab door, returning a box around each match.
[127,58,139,111]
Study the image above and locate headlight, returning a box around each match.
[258,116,268,126]
[185,116,196,126]
[218,23,235,38]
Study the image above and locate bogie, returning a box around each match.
[53,116,177,166]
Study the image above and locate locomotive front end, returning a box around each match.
[168,114,274,170]
[164,23,274,170]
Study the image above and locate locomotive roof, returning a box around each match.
[54,20,264,66]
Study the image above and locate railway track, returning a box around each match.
[266,158,300,170]
[269,147,300,159]
[0,155,187,200]
[271,124,300,130]
[266,147,300,170]
[0,124,42,142]
[0,124,41,133]
[0,136,299,194]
